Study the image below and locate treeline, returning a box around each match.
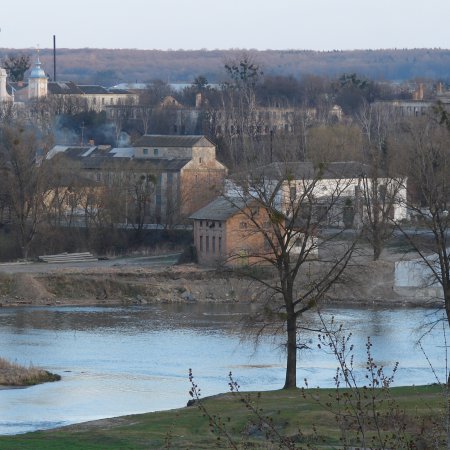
[2,48,450,86]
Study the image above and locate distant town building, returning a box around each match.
[6,53,138,110]
[46,135,228,225]
[190,160,407,266]
[0,68,12,102]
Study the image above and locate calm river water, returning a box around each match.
[0,303,447,435]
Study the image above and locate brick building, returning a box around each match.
[190,197,276,266]
[47,135,227,225]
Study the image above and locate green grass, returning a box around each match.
[0,384,446,449]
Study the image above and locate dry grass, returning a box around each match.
[0,357,60,386]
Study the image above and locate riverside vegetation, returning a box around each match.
[0,357,60,387]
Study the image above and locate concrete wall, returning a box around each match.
[394,257,443,298]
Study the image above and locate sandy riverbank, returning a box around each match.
[0,250,441,308]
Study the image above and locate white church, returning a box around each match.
[0,52,47,103]
[0,52,137,110]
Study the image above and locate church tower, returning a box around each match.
[28,52,47,99]
[0,68,12,102]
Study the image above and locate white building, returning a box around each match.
[229,161,408,229]
[28,54,48,99]
[0,67,12,102]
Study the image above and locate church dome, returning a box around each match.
[29,56,46,79]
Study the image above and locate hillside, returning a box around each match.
[1,48,450,86]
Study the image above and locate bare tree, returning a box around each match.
[392,109,450,449]
[0,100,16,125]
[224,162,356,388]
[122,171,157,236]
[219,53,264,168]
[358,103,407,260]
[0,123,52,258]
[397,114,450,327]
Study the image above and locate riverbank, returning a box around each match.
[0,384,443,448]
[0,246,440,308]
[0,357,60,387]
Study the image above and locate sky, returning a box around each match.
[1,0,450,51]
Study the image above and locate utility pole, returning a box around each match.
[53,35,56,82]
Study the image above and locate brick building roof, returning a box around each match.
[81,157,191,171]
[133,135,214,148]
[189,197,246,221]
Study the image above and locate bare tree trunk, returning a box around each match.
[283,312,297,389]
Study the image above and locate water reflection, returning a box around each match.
[0,304,446,435]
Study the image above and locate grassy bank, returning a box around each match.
[0,357,60,387]
[0,384,444,449]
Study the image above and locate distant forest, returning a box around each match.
[1,48,450,86]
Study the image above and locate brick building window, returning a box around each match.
[200,236,203,252]
[212,236,216,254]
[290,186,297,201]
[154,149,159,156]
[143,148,148,155]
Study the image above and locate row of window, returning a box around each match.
[92,97,115,106]
[224,124,292,135]
[143,148,159,156]
[199,220,222,228]
[199,235,222,254]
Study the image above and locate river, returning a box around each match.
[0,303,447,435]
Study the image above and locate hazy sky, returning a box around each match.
[2,0,450,51]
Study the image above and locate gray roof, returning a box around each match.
[46,146,94,160]
[78,85,109,95]
[189,197,246,221]
[48,81,84,95]
[108,88,132,94]
[252,162,315,180]
[133,135,215,148]
[322,161,374,179]
[250,161,375,180]
[82,157,191,171]
[8,82,28,92]
[46,83,131,96]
